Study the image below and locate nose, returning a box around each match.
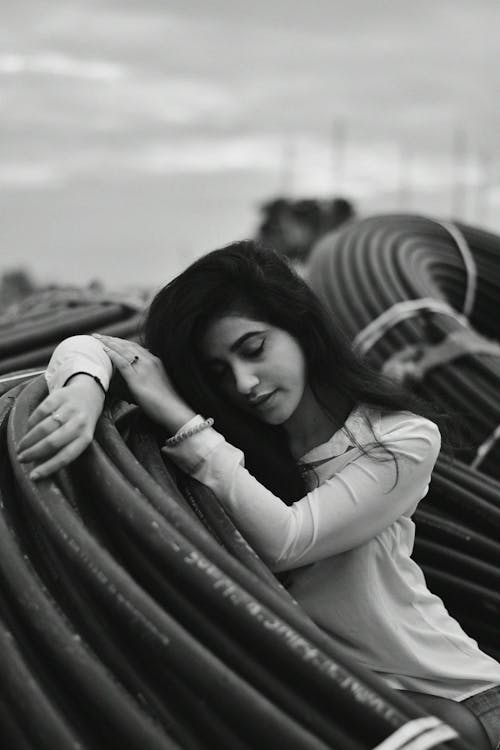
[232,362,259,396]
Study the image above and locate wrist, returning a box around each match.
[63,374,106,415]
[156,399,197,434]
[64,372,106,396]
[163,417,214,448]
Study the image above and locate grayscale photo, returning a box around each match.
[1,2,499,748]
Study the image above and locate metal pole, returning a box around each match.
[451,127,467,220]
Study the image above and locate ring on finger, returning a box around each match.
[52,411,64,426]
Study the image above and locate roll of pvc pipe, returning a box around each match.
[0,373,471,749]
[308,214,500,478]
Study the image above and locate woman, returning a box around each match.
[17,242,500,748]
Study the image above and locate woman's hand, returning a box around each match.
[17,374,106,479]
[92,334,196,432]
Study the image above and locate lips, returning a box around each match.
[249,391,276,408]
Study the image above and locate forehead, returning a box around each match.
[201,315,266,359]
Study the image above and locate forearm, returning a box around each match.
[162,425,298,567]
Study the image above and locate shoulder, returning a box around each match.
[371,408,441,463]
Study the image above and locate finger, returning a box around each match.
[19,410,66,452]
[100,346,150,376]
[29,440,91,480]
[102,346,139,370]
[18,416,80,462]
[93,334,149,361]
[26,393,64,430]
[92,333,129,345]
[93,334,140,353]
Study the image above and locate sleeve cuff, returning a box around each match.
[45,335,113,392]
[63,371,107,394]
[161,420,227,474]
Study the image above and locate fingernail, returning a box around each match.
[17,451,27,461]
[29,470,40,480]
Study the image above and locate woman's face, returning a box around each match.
[201,315,308,426]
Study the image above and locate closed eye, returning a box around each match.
[204,336,265,379]
[241,340,265,358]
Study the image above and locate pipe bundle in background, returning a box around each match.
[307,213,500,663]
[0,286,145,378]
[0,376,467,749]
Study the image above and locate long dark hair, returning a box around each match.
[144,241,446,503]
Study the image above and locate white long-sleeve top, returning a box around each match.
[46,336,500,701]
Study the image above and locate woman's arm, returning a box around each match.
[163,413,441,570]
[17,336,112,478]
[19,333,196,479]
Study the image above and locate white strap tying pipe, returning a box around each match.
[434,219,477,318]
[471,423,500,470]
[372,716,458,750]
[353,299,469,356]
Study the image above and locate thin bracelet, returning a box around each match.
[163,417,214,448]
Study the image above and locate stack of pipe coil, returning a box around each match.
[0,375,469,749]
[307,214,500,664]
[0,286,145,384]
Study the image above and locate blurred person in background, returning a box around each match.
[256,196,356,263]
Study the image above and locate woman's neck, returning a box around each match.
[284,386,354,459]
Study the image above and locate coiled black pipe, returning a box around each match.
[307,214,500,664]
[0,291,143,375]
[0,419,181,748]
[7,382,348,750]
[0,373,472,749]
[308,214,500,476]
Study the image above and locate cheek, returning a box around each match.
[275,348,307,393]
[291,363,307,397]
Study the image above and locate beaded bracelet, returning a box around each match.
[163,417,214,448]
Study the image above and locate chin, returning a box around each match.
[264,414,286,426]
[264,406,295,426]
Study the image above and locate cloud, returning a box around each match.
[0,52,125,82]
[100,76,236,126]
[0,132,491,200]
[0,51,235,132]
[123,135,283,173]
[0,163,64,189]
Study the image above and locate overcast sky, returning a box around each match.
[1,0,499,287]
